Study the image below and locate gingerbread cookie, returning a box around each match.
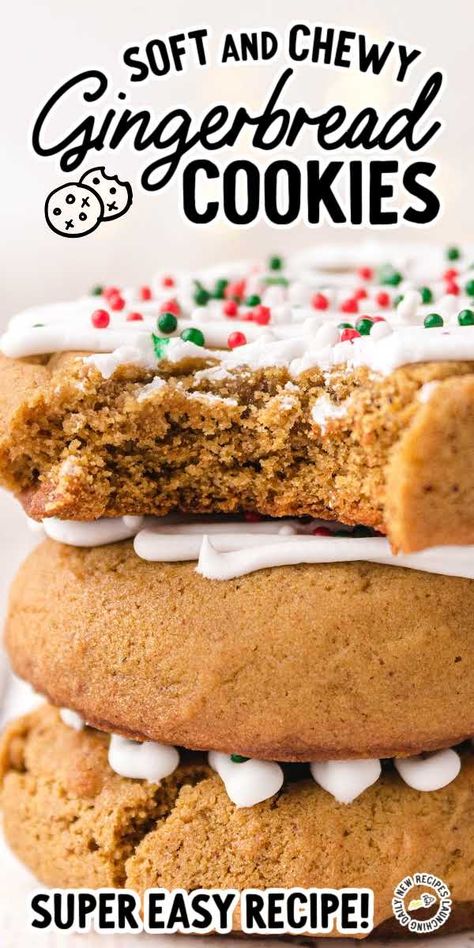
[1,247,474,549]
[1,706,474,938]
[6,537,474,760]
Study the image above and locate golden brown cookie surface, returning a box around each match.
[1,352,474,550]
[1,706,474,938]
[6,539,474,760]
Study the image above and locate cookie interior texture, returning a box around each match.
[1,352,474,550]
[1,706,474,939]
[7,538,474,760]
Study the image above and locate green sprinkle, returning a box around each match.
[230,754,249,764]
[264,276,289,286]
[465,279,474,297]
[213,278,228,300]
[193,283,211,306]
[152,334,171,359]
[424,313,444,328]
[446,246,460,261]
[393,294,404,308]
[268,255,283,271]
[158,312,178,334]
[180,327,205,346]
[352,525,372,537]
[33,323,44,327]
[91,285,103,296]
[458,309,474,326]
[334,529,350,537]
[337,321,353,329]
[245,294,261,307]
[381,270,402,287]
[355,318,373,336]
[419,286,433,304]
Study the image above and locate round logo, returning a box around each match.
[392,874,452,934]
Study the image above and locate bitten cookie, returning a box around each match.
[0,353,473,551]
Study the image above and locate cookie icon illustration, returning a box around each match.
[45,183,104,238]
[80,167,133,220]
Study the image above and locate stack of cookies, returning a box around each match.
[1,242,474,938]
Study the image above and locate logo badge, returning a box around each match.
[392,874,452,934]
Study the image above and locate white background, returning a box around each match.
[1,0,474,324]
[1,0,474,944]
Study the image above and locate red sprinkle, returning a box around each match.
[127,312,144,321]
[341,298,359,314]
[375,291,390,308]
[372,315,386,323]
[225,280,245,301]
[312,526,332,536]
[223,300,238,317]
[340,327,361,342]
[444,268,458,280]
[139,285,152,301]
[109,295,125,311]
[358,266,373,281]
[244,511,263,522]
[253,305,271,325]
[446,282,460,296]
[228,331,247,348]
[161,276,175,288]
[353,288,368,300]
[159,298,180,316]
[311,292,329,310]
[103,286,119,300]
[91,309,110,328]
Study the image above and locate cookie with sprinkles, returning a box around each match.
[1,245,474,549]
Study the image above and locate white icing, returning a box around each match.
[311,394,350,432]
[418,380,439,404]
[39,514,474,581]
[122,515,145,530]
[59,456,81,478]
[277,395,297,411]
[208,751,284,808]
[4,245,474,378]
[394,749,461,792]
[84,343,156,379]
[58,706,464,806]
[186,391,238,406]
[137,377,166,401]
[108,733,179,782]
[310,758,381,804]
[59,708,84,731]
[43,516,142,547]
[197,534,474,581]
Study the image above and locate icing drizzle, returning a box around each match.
[108,733,180,783]
[58,709,465,807]
[39,515,474,581]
